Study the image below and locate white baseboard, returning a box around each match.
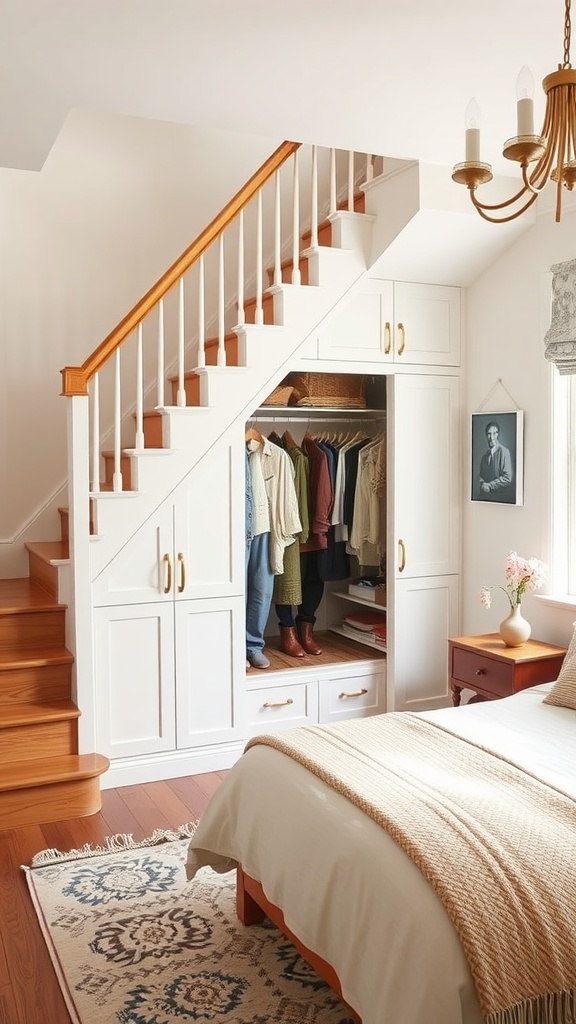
[100,740,246,790]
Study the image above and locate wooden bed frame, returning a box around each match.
[236,865,362,1024]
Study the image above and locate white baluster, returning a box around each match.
[255,190,264,325]
[91,372,100,493]
[237,211,245,326]
[197,255,206,367]
[310,145,318,249]
[366,152,374,183]
[330,148,336,215]
[113,349,123,492]
[135,322,144,450]
[274,170,281,286]
[348,150,354,210]
[292,150,301,286]
[157,299,165,407]
[218,234,226,366]
[177,277,186,406]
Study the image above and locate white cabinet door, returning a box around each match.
[390,374,460,579]
[316,279,460,366]
[175,596,244,748]
[94,602,176,759]
[390,574,459,712]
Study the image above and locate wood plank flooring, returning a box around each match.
[0,770,228,1024]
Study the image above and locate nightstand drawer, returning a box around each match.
[452,648,514,697]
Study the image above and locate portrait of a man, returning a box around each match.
[471,411,523,505]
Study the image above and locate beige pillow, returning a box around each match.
[543,624,576,709]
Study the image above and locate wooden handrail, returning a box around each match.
[61,140,301,396]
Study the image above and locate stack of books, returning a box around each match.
[341,610,387,647]
[348,578,386,605]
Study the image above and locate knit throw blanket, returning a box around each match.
[246,714,576,1024]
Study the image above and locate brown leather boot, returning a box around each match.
[296,621,322,656]
[279,625,305,657]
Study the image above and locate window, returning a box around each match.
[550,370,576,599]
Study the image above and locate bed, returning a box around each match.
[185,672,576,1024]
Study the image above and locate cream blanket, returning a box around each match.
[246,713,576,1024]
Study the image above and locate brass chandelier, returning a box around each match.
[452,0,576,223]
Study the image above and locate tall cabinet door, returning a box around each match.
[387,373,460,712]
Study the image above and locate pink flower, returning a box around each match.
[481,551,548,611]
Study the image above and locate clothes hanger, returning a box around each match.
[245,426,265,443]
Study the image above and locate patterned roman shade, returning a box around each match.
[544,258,576,373]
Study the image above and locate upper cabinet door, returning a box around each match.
[390,374,460,579]
[317,278,395,362]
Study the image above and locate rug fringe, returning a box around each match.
[26,821,198,869]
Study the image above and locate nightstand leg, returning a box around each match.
[450,683,462,707]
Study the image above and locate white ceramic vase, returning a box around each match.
[499,604,531,647]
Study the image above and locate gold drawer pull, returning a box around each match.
[339,688,369,699]
[384,321,392,354]
[398,539,406,572]
[163,553,172,594]
[177,552,186,593]
[262,698,294,709]
[475,668,486,676]
[397,322,406,355]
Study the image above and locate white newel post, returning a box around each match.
[67,394,97,751]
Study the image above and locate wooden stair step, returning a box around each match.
[0,578,59,610]
[58,505,95,542]
[0,752,110,828]
[0,647,73,705]
[0,698,80,765]
[25,542,70,600]
[101,450,132,490]
[0,643,73,671]
[0,697,79,729]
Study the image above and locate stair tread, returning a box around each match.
[0,752,109,791]
[0,645,74,670]
[25,541,70,563]
[0,578,62,612]
[0,698,80,728]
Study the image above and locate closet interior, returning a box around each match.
[245,371,387,677]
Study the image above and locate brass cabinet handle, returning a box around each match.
[262,698,294,708]
[339,688,369,699]
[177,552,186,593]
[475,668,486,676]
[163,553,172,594]
[384,321,392,355]
[397,322,406,355]
[398,539,406,573]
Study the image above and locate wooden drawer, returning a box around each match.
[242,682,318,734]
[451,648,514,698]
[319,669,385,723]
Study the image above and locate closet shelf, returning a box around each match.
[333,590,387,611]
[328,625,387,654]
[254,406,386,417]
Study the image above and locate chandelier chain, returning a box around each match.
[563,0,572,68]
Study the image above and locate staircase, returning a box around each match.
[0,142,378,825]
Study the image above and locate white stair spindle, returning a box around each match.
[177,277,186,406]
[366,152,374,183]
[348,150,354,211]
[135,322,144,450]
[291,150,301,286]
[310,145,318,249]
[91,372,100,493]
[197,255,206,367]
[113,349,123,492]
[237,211,245,326]
[255,190,264,325]
[156,299,165,407]
[217,234,226,366]
[274,170,281,286]
[329,148,336,215]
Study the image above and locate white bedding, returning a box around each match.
[186,685,576,1024]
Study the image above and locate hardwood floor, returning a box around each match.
[0,770,228,1024]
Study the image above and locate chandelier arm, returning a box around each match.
[467,181,531,212]
[470,187,540,223]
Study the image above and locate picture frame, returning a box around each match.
[471,411,524,506]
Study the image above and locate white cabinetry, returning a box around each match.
[386,373,460,712]
[316,279,460,366]
[93,427,245,765]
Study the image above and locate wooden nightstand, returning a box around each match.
[448,633,567,706]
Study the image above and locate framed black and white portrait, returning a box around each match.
[471,411,524,505]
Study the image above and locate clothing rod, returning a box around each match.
[249,409,386,423]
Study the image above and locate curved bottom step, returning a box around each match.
[0,753,110,829]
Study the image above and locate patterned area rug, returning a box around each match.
[24,825,353,1024]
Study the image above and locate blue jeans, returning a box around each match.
[246,531,274,656]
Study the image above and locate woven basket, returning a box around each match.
[261,385,295,407]
[283,372,366,409]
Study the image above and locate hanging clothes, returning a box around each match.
[273,431,310,607]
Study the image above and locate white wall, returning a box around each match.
[463,201,576,649]
[0,109,279,575]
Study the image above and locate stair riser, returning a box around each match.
[27,551,59,600]
[0,777,102,829]
[0,610,66,650]
[0,719,78,765]
[0,662,72,705]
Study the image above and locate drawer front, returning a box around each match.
[242,682,318,734]
[319,669,385,724]
[452,648,514,697]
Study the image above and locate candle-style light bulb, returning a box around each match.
[464,98,482,162]
[516,66,535,136]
